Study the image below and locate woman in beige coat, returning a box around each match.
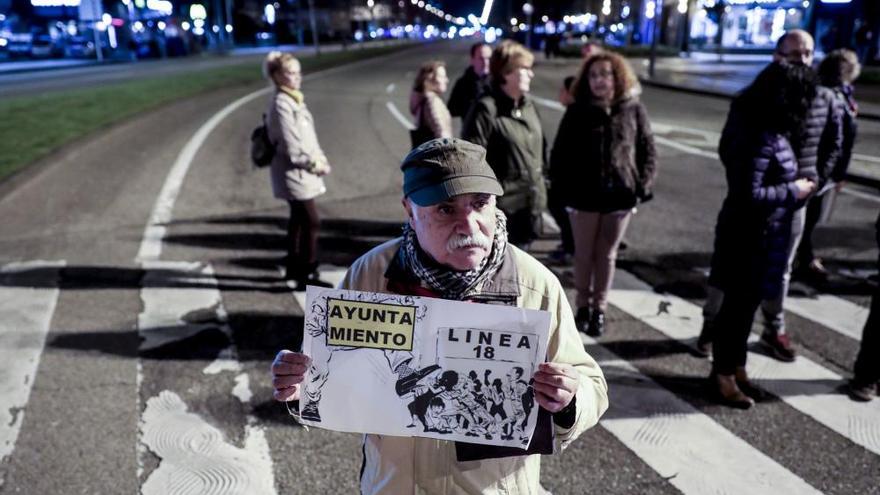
[409,60,453,146]
[263,51,332,289]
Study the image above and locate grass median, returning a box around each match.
[0,43,413,183]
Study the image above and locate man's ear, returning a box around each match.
[402,197,415,226]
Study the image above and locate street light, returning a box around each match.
[522,2,533,49]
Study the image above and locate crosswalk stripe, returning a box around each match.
[785,295,869,342]
[608,289,880,456]
[0,261,64,466]
[585,334,822,495]
[137,261,277,493]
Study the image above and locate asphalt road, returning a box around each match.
[0,41,878,494]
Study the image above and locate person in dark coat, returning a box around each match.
[550,51,656,337]
[462,40,547,247]
[447,42,492,119]
[709,63,817,409]
[699,29,840,362]
[796,49,861,279]
[849,211,880,401]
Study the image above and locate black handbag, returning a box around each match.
[409,98,435,148]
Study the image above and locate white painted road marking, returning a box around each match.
[137,261,276,492]
[140,390,276,495]
[587,335,822,495]
[0,261,64,466]
[609,289,880,456]
[386,100,416,130]
[786,295,869,342]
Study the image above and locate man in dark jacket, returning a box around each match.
[700,29,840,362]
[448,43,492,118]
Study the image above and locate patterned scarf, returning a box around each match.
[399,210,508,300]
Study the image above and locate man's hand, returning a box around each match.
[271,350,311,402]
[532,362,579,413]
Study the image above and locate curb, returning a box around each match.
[639,76,880,190]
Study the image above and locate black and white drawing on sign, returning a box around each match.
[299,290,428,423]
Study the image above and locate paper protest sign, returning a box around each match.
[297,286,551,449]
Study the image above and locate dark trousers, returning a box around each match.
[547,189,574,254]
[854,280,880,385]
[796,193,825,267]
[712,286,762,375]
[285,199,320,277]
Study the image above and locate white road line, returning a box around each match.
[585,334,821,495]
[137,261,276,493]
[136,88,272,262]
[785,295,869,342]
[385,83,396,94]
[386,100,415,130]
[0,261,65,466]
[609,289,880,456]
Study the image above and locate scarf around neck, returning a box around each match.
[399,210,508,301]
[279,86,304,104]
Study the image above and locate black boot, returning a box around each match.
[586,309,605,337]
[695,321,713,358]
[575,307,591,333]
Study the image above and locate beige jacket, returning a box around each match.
[266,90,327,201]
[338,238,609,495]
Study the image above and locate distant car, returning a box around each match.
[30,33,64,58]
[65,36,97,58]
[6,32,32,58]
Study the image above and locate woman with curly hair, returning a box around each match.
[708,63,818,408]
[410,60,452,147]
[549,51,656,337]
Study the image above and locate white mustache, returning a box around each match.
[446,233,491,252]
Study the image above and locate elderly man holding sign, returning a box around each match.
[271,138,608,494]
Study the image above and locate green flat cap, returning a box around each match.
[401,138,504,206]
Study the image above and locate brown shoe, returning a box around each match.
[735,367,768,402]
[761,332,796,362]
[713,373,755,409]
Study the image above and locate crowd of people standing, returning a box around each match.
[263,29,874,425]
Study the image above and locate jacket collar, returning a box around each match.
[490,84,530,116]
[384,243,521,304]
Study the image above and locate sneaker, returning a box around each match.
[847,381,876,402]
[761,332,796,362]
[586,309,605,337]
[575,307,591,333]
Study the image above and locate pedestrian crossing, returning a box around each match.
[0,259,876,493]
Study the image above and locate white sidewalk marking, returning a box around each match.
[0,261,64,466]
[385,83,396,94]
[786,295,869,342]
[137,261,276,491]
[386,100,416,130]
[609,289,880,456]
[586,334,821,495]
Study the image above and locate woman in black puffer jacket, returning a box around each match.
[709,63,818,409]
[549,51,656,337]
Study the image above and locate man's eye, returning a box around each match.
[438,206,454,215]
